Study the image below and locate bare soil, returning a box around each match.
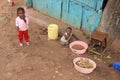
[0,0,120,80]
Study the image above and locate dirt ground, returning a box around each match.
[0,0,120,80]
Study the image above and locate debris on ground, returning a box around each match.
[89,48,112,61]
[94,55,102,61]
[76,60,93,68]
[39,26,47,35]
[89,48,101,56]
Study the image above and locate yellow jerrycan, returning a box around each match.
[48,24,58,40]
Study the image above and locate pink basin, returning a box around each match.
[69,41,88,54]
[73,57,97,74]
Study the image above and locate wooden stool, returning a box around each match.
[89,31,107,52]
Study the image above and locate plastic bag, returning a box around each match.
[112,62,120,71]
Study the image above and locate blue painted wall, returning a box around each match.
[25,0,103,34]
[62,0,82,28]
[82,6,102,34]
[46,0,62,19]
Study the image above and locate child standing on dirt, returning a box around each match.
[11,0,14,6]
[16,7,30,46]
[8,0,14,6]
[60,27,72,46]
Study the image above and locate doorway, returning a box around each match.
[102,0,108,11]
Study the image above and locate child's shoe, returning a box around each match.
[20,43,23,47]
[26,42,30,46]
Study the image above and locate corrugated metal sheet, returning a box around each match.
[26,0,104,34]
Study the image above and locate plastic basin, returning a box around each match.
[69,41,88,54]
[73,57,97,74]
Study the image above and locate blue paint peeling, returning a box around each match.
[46,0,62,19]
[26,0,103,34]
[82,6,102,34]
[62,0,82,28]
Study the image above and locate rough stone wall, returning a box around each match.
[98,0,120,48]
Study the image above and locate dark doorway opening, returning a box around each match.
[102,0,108,11]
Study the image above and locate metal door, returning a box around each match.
[46,0,63,19]
[82,6,102,34]
[62,0,82,28]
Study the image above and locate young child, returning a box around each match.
[16,7,30,46]
[60,27,72,46]
[11,0,14,6]
[8,0,14,6]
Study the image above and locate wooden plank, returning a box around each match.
[89,49,101,55]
